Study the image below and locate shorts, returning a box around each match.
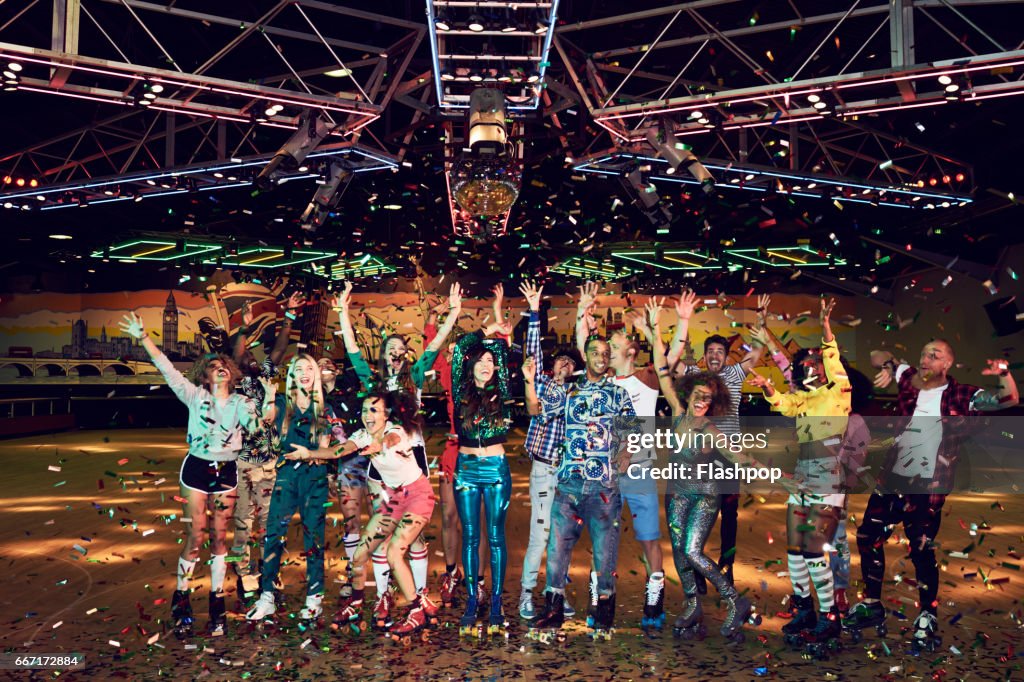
[787,492,846,508]
[377,476,436,521]
[621,490,661,541]
[180,454,238,494]
[337,454,370,489]
[439,438,459,482]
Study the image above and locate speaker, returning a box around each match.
[983,296,1024,336]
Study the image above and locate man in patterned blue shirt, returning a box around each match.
[518,281,580,621]
[526,334,637,640]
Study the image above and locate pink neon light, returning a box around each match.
[17,85,128,106]
[593,119,630,142]
[595,88,825,121]
[724,115,820,130]
[148,77,373,116]
[840,100,945,116]
[148,105,250,123]
[1,53,136,81]
[969,89,1024,102]
[838,59,1024,90]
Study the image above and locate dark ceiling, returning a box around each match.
[1,0,1022,297]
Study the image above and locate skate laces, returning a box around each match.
[645,578,664,606]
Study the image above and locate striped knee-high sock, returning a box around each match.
[343,533,360,562]
[787,551,810,598]
[805,552,834,611]
[409,546,429,593]
[372,549,391,596]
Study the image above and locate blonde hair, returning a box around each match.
[277,353,326,446]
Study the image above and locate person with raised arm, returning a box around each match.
[334,280,462,630]
[118,312,256,639]
[842,339,1019,651]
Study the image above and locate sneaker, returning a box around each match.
[519,589,535,620]
[563,599,576,618]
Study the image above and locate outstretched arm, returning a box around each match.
[667,288,698,375]
[119,312,197,406]
[575,281,598,357]
[737,293,771,374]
[640,298,683,416]
[423,283,463,355]
[268,291,303,366]
[975,359,1020,411]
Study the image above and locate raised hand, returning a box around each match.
[448,282,463,311]
[873,367,894,389]
[332,281,354,312]
[675,288,698,320]
[119,312,146,339]
[258,376,277,399]
[286,291,304,312]
[578,281,599,311]
[981,359,1011,376]
[749,325,770,349]
[628,310,651,340]
[645,297,664,330]
[519,280,543,312]
[820,297,836,327]
[522,356,536,380]
[756,293,771,326]
[242,301,254,327]
[746,372,771,389]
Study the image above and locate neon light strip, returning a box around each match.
[239,253,285,265]
[765,250,807,264]
[16,85,129,107]
[426,3,447,109]
[595,87,825,120]
[131,244,175,258]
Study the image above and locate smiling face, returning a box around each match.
[585,339,610,379]
[291,357,317,390]
[383,337,408,375]
[687,382,716,417]
[360,396,387,434]
[608,331,637,374]
[919,341,953,380]
[472,351,495,386]
[318,358,337,382]
[704,342,727,373]
[552,355,576,382]
[204,358,232,386]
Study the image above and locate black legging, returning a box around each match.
[856,492,946,614]
[694,493,738,594]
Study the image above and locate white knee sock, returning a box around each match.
[805,553,834,611]
[372,549,391,595]
[343,533,360,562]
[177,557,197,591]
[209,554,227,594]
[409,546,429,592]
[787,551,810,598]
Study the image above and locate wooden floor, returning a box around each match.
[1,428,1021,681]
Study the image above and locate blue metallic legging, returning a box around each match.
[454,453,511,599]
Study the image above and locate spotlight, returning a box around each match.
[942,175,951,184]
[955,172,965,182]
[7,62,22,72]
[938,75,952,85]
[807,93,821,103]
[255,109,332,190]
[468,14,485,32]
[301,162,351,232]
[450,89,522,217]
[469,72,483,82]
[150,84,164,94]
[15,177,24,187]
[928,177,938,186]
[29,178,38,188]
[526,73,540,84]
[435,12,451,31]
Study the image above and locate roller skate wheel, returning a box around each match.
[748,614,762,626]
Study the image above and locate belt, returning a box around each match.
[529,452,559,467]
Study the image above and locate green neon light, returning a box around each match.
[551,257,635,280]
[611,249,717,271]
[90,239,222,262]
[207,247,336,269]
[308,255,397,280]
[724,246,846,267]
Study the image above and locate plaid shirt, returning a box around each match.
[523,311,567,466]
[880,365,983,493]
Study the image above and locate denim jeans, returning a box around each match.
[521,460,559,591]
[545,477,622,597]
[259,462,329,597]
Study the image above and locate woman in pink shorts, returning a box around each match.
[332,390,439,638]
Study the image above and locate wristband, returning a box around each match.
[1000,369,1010,377]
[284,311,297,321]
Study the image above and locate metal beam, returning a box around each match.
[49,0,79,87]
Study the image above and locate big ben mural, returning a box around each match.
[162,291,179,354]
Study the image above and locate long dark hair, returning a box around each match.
[676,371,732,417]
[377,334,416,393]
[458,346,502,433]
[364,389,423,435]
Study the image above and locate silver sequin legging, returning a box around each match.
[666,492,738,599]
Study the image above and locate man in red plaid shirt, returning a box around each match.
[844,339,1018,651]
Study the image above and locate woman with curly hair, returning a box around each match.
[451,325,513,637]
[334,280,462,629]
[639,300,762,641]
[119,312,256,639]
[332,389,440,640]
[245,353,338,625]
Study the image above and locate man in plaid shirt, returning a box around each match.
[846,339,1018,650]
[518,281,580,620]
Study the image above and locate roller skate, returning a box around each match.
[458,591,482,638]
[834,588,849,619]
[372,588,394,632]
[721,595,760,643]
[298,593,324,630]
[245,591,276,624]
[439,567,462,609]
[476,583,489,621]
[170,590,194,640]
[331,592,367,634]
[390,590,439,645]
[527,590,565,644]
[590,593,616,640]
[803,606,842,659]
[782,594,817,647]
[585,571,598,627]
[208,591,227,638]
[672,595,706,640]
[487,592,507,637]
[841,601,887,644]
[908,610,941,653]
[641,574,666,632]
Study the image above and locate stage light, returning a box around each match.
[7,62,22,72]
[29,178,38,188]
[450,89,522,217]
[15,178,24,187]
[938,75,952,85]
[150,84,164,93]
[526,73,540,83]
[469,72,483,82]
[955,172,965,182]
[468,14,485,32]
[3,71,15,79]
[49,234,72,240]
[300,162,351,232]
[256,110,332,190]
[942,175,951,183]
[435,11,451,31]
[807,94,821,103]
[324,67,352,77]
[264,106,277,117]
[928,177,938,186]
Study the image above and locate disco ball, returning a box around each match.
[450,155,522,216]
